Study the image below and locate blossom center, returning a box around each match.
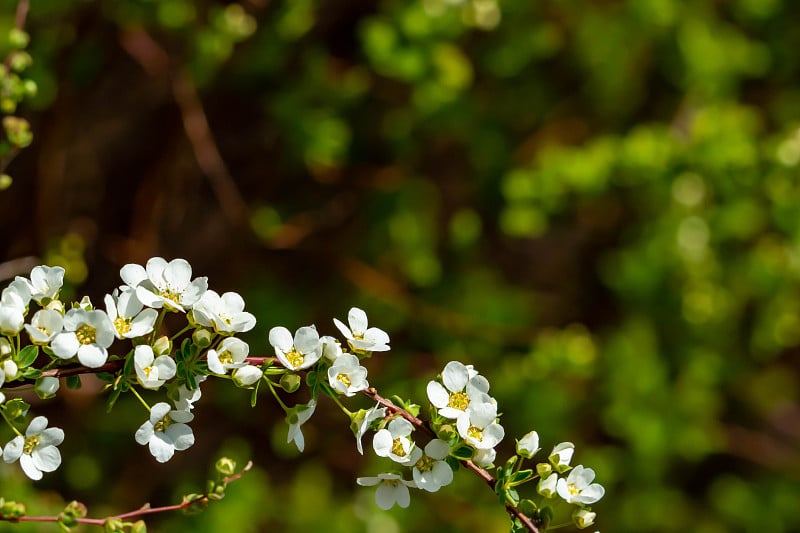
[336,373,351,387]
[161,289,181,306]
[23,435,39,454]
[218,350,233,365]
[76,324,97,345]
[285,348,304,368]
[391,438,407,457]
[114,317,131,335]
[142,366,153,378]
[154,415,172,433]
[447,391,469,411]
[467,425,483,441]
[415,455,436,473]
[568,483,580,496]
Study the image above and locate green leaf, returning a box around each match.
[16,345,38,367]
[451,444,474,461]
[66,375,82,389]
[106,388,121,413]
[509,469,534,486]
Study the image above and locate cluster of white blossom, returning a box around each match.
[0,258,261,476]
[0,258,605,531]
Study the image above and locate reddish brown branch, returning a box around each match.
[4,462,252,527]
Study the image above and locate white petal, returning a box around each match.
[163,259,191,290]
[181,278,208,307]
[442,361,469,392]
[426,381,449,408]
[425,439,450,460]
[348,308,368,335]
[294,326,320,354]
[269,327,294,353]
[51,332,79,359]
[148,434,175,463]
[372,429,393,457]
[32,446,61,472]
[136,286,163,308]
[120,264,148,287]
[27,416,48,436]
[135,422,154,445]
[332,318,352,339]
[19,454,43,480]
[145,257,168,286]
[166,424,194,451]
[77,344,108,368]
[3,436,23,462]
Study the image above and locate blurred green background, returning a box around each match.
[2,0,800,531]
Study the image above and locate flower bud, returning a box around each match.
[153,335,172,356]
[516,430,540,459]
[279,373,301,393]
[536,462,552,477]
[215,457,236,477]
[192,328,213,348]
[45,299,65,314]
[130,520,147,533]
[0,338,11,357]
[8,28,29,49]
[232,365,263,387]
[549,442,575,473]
[537,473,558,498]
[573,508,596,529]
[35,376,60,399]
[78,295,93,311]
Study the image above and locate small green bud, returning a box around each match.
[0,99,16,114]
[23,79,37,98]
[9,51,32,72]
[8,28,30,49]
[130,520,147,533]
[0,174,11,190]
[279,372,300,393]
[0,499,26,519]
[192,328,213,348]
[35,376,60,399]
[536,462,552,477]
[104,518,124,532]
[215,457,236,477]
[64,501,87,518]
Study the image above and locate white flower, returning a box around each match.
[134,345,176,389]
[354,403,387,455]
[232,365,263,387]
[104,288,158,340]
[472,447,496,468]
[356,473,416,510]
[286,400,316,452]
[517,430,540,459]
[0,280,30,335]
[327,353,369,397]
[24,309,63,345]
[333,307,390,352]
[426,360,491,420]
[269,325,322,371]
[549,442,575,472]
[207,337,249,374]
[20,266,65,304]
[121,257,208,313]
[538,473,558,497]
[134,402,195,463]
[51,308,115,368]
[410,439,453,492]
[192,290,256,334]
[373,418,416,464]
[35,376,60,399]
[3,416,64,480]
[556,465,605,505]
[320,335,342,361]
[456,401,504,450]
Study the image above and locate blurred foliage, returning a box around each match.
[2,0,800,532]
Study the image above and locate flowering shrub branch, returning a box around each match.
[0,258,604,532]
[0,458,252,532]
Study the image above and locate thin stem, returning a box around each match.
[169,324,194,342]
[327,389,353,417]
[150,310,167,344]
[0,407,23,437]
[265,380,289,413]
[129,387,151,412]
